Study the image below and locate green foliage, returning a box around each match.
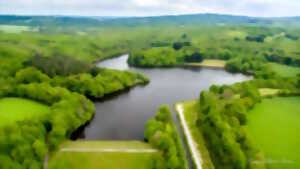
[14,66,148,99]
[25,54,93,77]
[285,34,298,40]
[129,48,181,67]
[246,35,265,43]
[129,47,206,67]
[144,106,188,169]
[184,52,204,63]
[0,120,47,169]
[197,83,265,169]
[173,42,191,50]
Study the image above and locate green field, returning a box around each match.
[184,59,226,68]
[48,141,160,169]
[178,100,215,169]
[0,25,38,33]
[268,63,300,77]
[259,88,280,97]
[247,97,300,169]
[0,97,50,126]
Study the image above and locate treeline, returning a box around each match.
[225,56,277,79]
[128,47,205,67]
[196,77,300,169]
[15,66,148,99]
[198,83,263,169]
[264,52,300,67]
[144,106,188,169]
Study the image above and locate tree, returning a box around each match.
[173,42,184,50]
[184,52,204,62]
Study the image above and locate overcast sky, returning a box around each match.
[0,0,300,17]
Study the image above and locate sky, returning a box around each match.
[0,0,300,17]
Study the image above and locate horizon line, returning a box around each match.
[0,12,300,19]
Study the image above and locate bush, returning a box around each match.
[184,52,204,62]
[173,42,191,50]
[246,35,265,43]
[285,34,298,40]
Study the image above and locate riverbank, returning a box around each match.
[175,101,215,169]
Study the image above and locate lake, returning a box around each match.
[80,54,251,140]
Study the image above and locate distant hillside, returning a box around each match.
[1,13,300,28]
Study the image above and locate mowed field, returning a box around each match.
[247,97,300,169]
[268,63,300,77]
[48,141,160,169]
[184,59,226,69]
[0,97,50,126]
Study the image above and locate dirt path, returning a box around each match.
[176,104,203,169]
[60,148,158,153]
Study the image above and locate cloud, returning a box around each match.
[0,0,299,17]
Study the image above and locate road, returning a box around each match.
[176,104,203,169]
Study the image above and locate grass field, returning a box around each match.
[259,88,280,97]
[0,97,50,126]
[247,97,300,169]
[178,100,215,169]
[49,141,160,169]
[268,63,300,77]
[184,59,226,69]
[226,30,247,39]
[0,25,38,33]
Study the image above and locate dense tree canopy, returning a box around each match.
[144,106,188,169]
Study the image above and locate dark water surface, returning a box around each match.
[80,54,251,140]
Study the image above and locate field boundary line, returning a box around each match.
[60,148,158,153]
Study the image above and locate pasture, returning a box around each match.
[247,97,300,169]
